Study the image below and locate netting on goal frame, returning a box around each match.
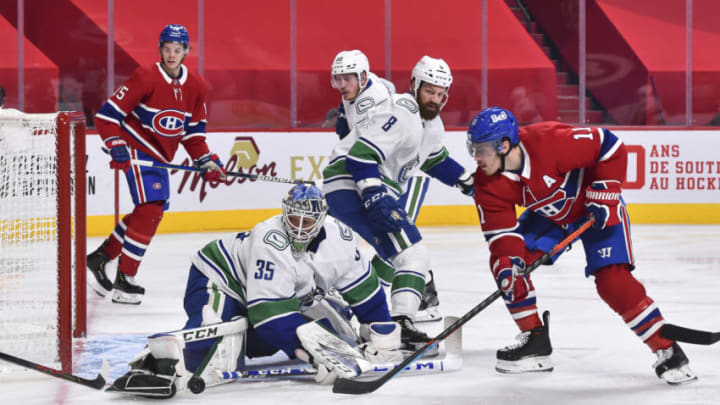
[0,110,86,373]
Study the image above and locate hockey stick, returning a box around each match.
[332,218,595,394]
[660,323,720,345]
[0,351,109,390]
[188,315,464,394]
[131,159,314,185]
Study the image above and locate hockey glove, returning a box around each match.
[361,185,404,233]
[359,322,403,364]
[105,137,131,171]
[584,180,622,230]
[455,170,475,197]
[492,256,530,303]
[194,153,227,182]
[294,348,340,385]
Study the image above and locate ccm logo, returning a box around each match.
[182,327,218,341]
[152,109,186,137]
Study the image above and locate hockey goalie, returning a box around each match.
[107,184,460,398]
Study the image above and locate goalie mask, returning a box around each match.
[411,55,453,110]
[331,50,370,91]
[282,184,328,253]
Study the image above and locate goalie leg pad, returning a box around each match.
[296,320,367,384]
[359,322,403,364]
[301,291,359,344]
[195,330,245,387]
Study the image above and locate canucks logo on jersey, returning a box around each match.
[398,155,420,183]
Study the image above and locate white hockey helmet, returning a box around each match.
[331,50,370,89]
[411,55,453,104]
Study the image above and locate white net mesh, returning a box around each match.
[0,111,67,372]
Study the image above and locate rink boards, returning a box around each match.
[83,129,720,235]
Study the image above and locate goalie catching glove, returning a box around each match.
[492,256,531,303]
[584,180,622,230]
[194,153,227,182]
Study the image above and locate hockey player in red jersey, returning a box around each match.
[87,24,226,305]
[467,107,696,385]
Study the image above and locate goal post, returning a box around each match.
[0,110,87,373]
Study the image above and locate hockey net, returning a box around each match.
[0,110,86,373]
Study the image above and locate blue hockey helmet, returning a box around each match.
[282,184,328,253]
[466,107,518,157]
[159,24,189,50]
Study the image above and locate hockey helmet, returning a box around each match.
[331,50,370,89]
[159,24,190,50]
[411,56,453,96]
[281,184,328,253]
[467,107,519,157]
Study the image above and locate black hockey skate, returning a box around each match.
[392,315,437,355]
[416,270,442,323]
[107,354,179,398]
[87,240,113,297]
[654,342,697,385]
[112,269,145,305]
[496,310,553,373]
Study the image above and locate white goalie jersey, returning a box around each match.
[323,92,449,196]
[190,215,380,328]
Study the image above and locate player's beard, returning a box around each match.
[417,97,441,120]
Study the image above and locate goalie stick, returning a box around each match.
[131,159,314,185]
[332,218,595,394]
[187,315,463,394]
[0,351,109,390]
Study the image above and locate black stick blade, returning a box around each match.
[332,376,386,394]
[660,324,720,345]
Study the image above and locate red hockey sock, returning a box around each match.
[102,216,128,259]
[594,264,673,352]
[117,202,164,277]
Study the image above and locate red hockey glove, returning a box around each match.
[584,181,622,230]
[492,256,530,303]
[104,137,131,171]
[194,153,227,182]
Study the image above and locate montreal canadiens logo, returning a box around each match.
[152,109,186,137]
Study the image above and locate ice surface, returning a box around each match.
[1,225,718,404]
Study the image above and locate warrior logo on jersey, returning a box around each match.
[152,109,186,137]
[525,169,583,222]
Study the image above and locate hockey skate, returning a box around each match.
[107,353,182,399]
[86,240,113,297]
[392,315,437,356]
[415,270,442,323]
[653,342,697,385]
[112,270,145,305]
[496,310,553,373]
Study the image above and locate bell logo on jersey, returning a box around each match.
[152,109,186,137]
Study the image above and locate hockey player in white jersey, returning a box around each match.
[323,50,474,349]
[107,185,404,397]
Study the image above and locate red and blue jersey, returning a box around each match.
[95,62,210,163]
[473,122,627,264]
